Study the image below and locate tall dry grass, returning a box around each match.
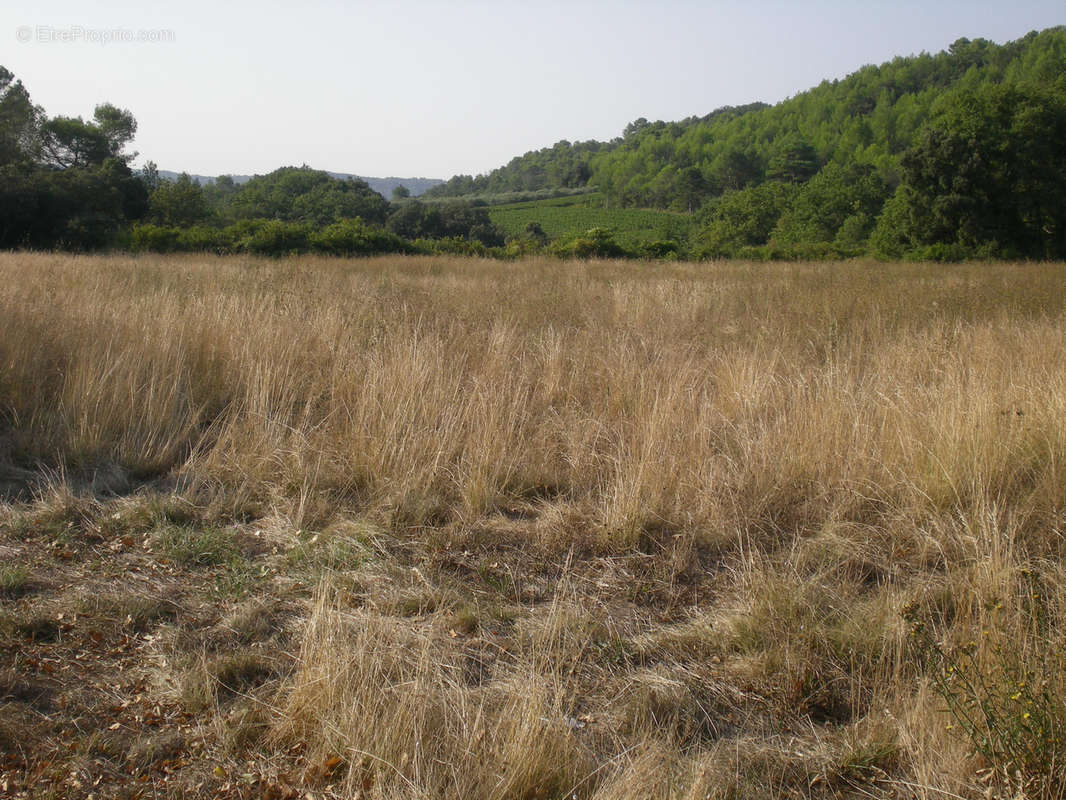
[3,252,1066,797]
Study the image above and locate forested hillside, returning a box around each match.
[591,32,1064,206]
[423,139,609,199]
[424,103,769,202]
[430,28,1066,260]
[593,29,1066,259]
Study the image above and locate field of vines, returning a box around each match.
[488,192,693,248]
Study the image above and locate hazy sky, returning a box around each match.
[2,1,1062,179]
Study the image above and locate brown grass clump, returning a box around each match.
[272,584,594,799]
[2,252,1066,798]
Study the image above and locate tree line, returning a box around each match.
[133,165,506,256]
[0,69,506,256]
[3,27,1065,260]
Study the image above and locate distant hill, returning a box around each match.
[425,103,771,202]
[157,170,442,198]
[428,28,1066,220]
[586,29,1066,212]
[422,27,1066,261]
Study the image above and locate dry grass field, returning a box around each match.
[1,251,1065,799]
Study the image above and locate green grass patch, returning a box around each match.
[0,566,31,598]
[285,521,379,581]
[150,524,241,567]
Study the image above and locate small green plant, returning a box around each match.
[211,556,263,601]
[150,524,240,567]
[285,526,375,580]
[10,510,77,544]
[0,566,31,598]
[96,495,200,540]
[904,571,1066,797]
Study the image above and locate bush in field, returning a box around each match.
[413,236,493,257]
[128,218,411,257]
[771,163,888,247]
[906,570,1066,798]
[310,218,411,256]
[178,224,232,253]
[386,199,504,246]
[236,220,312,256]
[148,173,210,226]
[225,167,390,226]
[553,227,626,259]
[129,223,181,253]
[693,182,797,258]
[638,239,681,259]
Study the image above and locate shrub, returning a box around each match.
[150,524,241,567]
[129,223,180,253]
[638,240,681,259]
[420,236,492,257]
[237,219,312,256]
[310,218,411,256]
[177,224,232,253]
[553,227,626,259]
[906,242,974,262]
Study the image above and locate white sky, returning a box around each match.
[2,1,1062,179]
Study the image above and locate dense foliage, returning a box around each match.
[135,166,506,255]
[424,104,770,204]
[216,167,390,225]
[0,67,146,249]
[594,28,1066,258]
[0,67,509,256]
[424,139,609,199]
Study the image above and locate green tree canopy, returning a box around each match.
[148,173,209,227]
[39,104,137,169]
[880,83,1066,258]
[0,67,40,166]
[0,67,146,249]
[385,199,503,245]
[772,162,888,245]
[225,167,389,225]
[766,134,820,184]
[694,182,798,258]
